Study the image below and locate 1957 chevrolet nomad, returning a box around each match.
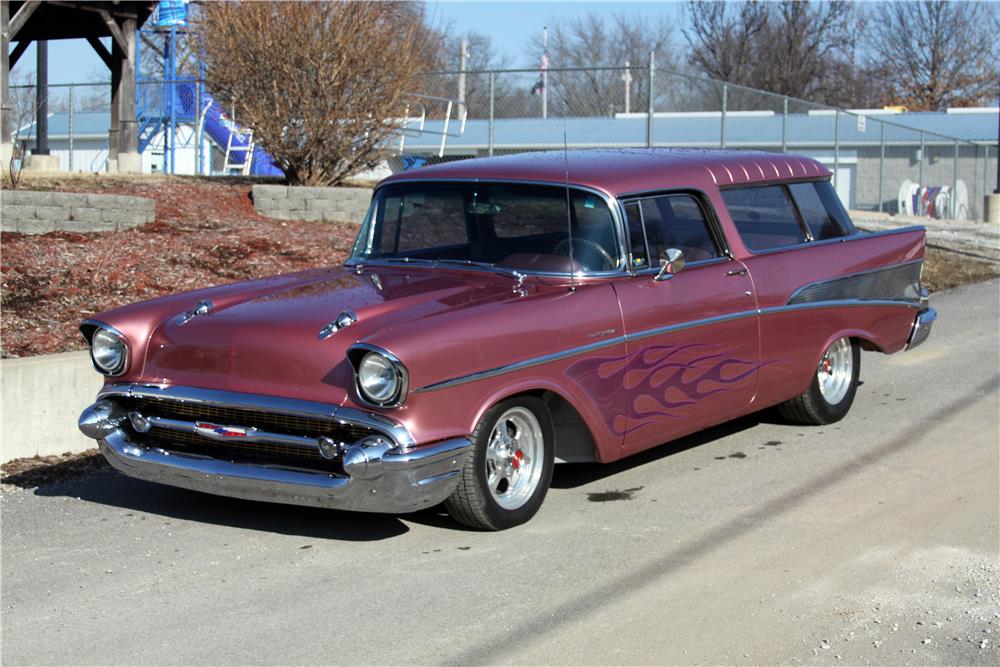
[78,149,936,530]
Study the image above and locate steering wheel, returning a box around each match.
[553,238,615,271]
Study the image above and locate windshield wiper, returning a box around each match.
[434,259,524,282]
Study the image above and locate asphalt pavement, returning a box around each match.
[3,279,998,666]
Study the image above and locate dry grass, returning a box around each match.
[921,246,1000,293]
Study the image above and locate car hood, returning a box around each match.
[138,265,520,404]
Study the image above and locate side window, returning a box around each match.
[722,185,806,252]
[640,194,721,263]
[813,180,857,235]
[788,182,853,240]
[623,202,649,269]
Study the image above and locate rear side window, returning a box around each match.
[722,185,805,252]
[788,182,854,240]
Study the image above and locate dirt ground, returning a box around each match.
[1,175,361,358]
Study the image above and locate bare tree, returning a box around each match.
[420,30,516,119]
[526,13,677,117]
[683,1,856,106]
[867,0,1000,110]
[3,75,40,188]
[196,2,435,186]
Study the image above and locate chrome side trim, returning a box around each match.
[414,298,923,393]
[787,260,923,304]
[97,383,416,448]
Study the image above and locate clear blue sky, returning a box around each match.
[10,1,686,86]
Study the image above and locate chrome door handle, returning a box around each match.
[726,268,748,276]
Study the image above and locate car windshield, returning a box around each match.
[348,182,621,274]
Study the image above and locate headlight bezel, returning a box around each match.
[81,320,130,377]
[348,344,409,409]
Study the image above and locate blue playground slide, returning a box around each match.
[175,86,282,176]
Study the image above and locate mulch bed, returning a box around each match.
[1,175,360,358]
[1,449,107,491]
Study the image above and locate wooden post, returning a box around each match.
[116,17,139,171]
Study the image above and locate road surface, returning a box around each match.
[3,279,998,665]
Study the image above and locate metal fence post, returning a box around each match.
[878,121,885,213]
[195,80,202,175]
[781,97,788,153]
[833,110,840,192]
[68,84,75,171]
[646,50,654,148]
[918,132,925,186]
[488,71,495,156]
[720,84,727,148]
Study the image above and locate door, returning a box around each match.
[614,193,759,455]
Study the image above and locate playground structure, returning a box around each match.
[136,0,279,176]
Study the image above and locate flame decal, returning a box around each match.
[566,342,764,436]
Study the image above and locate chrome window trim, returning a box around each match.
[735,224,926,258]
[97,383,416,448]
[347,178,631,278]
[618,187,733,270]
[80,318,130,377]
[415,297,922,393]
[347,343,411,409]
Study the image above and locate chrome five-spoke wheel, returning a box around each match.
[779,336,861,426]
[485,407,544,510]
[444,396,555,530]
[816,336,853,405]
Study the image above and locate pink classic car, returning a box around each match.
[78,149,936,530]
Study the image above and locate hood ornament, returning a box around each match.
[176,300,214,326]
[318,309,358,340]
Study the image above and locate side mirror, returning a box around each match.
[655,248,685,282]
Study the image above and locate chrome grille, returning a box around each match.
[115,396,378,472]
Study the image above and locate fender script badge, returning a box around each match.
[587,328,616,340]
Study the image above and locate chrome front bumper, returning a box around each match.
[78,387,472,514]
[906,306,937,351]
[96,430,471,513]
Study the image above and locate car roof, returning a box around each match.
[380,148,830,197]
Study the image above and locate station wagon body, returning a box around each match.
[78,149,936,529]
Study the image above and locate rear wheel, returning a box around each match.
[778,337,860,425]
[444,397,554,530]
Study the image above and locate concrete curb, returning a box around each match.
[1,351,102,463]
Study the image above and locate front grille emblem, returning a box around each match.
[194,421,256,439]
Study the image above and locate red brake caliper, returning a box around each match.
[511,450,524,471]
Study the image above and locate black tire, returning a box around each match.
[778,337,861,425]
[444,396,555,530]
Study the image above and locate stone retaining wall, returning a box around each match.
[252,184,372,223]
[0,190,155,234]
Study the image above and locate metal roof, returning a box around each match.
[382,148,830,197]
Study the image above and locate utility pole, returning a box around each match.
[457,38,467,105]
[623,60,631,115]
[542,26,548,120]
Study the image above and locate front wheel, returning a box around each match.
[444,397,554,530]
[778,337,860,425]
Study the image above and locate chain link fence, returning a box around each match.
[416,64,997,220]
[9,64,997,220]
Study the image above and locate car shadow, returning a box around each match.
[30,470,412,541]
[552,412,766,489]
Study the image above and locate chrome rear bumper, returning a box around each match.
[906,306,937,351]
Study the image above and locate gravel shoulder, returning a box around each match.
[2,279,997,665]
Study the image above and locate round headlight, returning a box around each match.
[91,327,127,374]
[357,352,401,405]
